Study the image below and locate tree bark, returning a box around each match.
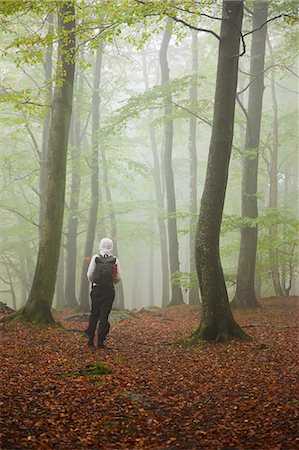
[56,241,65,309]
[39,14,53,237]
[188,29,200,306]
[192,0,247,342]
[64,61,84,308]
[142,47,170,307]
[100,145,125,310]
[233,0,268,308]
[78,46,103,312]
[159,20,184,306]
[9,3,76,324]
[267,35,285,297]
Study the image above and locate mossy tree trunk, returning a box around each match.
[233,0,268,308]
[159,19,184,307]
[7,3,76,324]
[192,0,247,342]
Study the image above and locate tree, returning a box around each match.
[266,34,285,297]
[188,29,200,306]
[159,19,184,307]
[78,46,103,312]
[64,54,86,309]
[39,14,53,235]
[4,2,76,323]
[142,44,170,307]
[192,0,248,342]
[100,142,125,310]
[233,0,269,308]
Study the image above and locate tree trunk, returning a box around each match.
[233,0,268,309]
[100,146,125,310]
[39,14,53,236]
[142,47,170,307]
[188,29,200,306]
[159,20,184,307]
[78,46,103,312]
[9,3,76,324]
[192,0,247,342]
[267,35,285,297]
[64,62,84,308]
[148,216,155,308]
[56,242,65,309]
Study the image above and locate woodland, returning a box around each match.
[0,0,298,449]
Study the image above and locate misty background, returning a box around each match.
[0,2,298,311]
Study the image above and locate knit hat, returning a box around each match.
[99,237,113,255]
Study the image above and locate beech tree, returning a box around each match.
[159,20,184,307]
[192,0,248,342]
[78,46,103,312]
[142,45,170,307]
[233,0,268,309]
[188,29,200,306]
[5,2,76,323]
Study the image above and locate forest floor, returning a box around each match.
[1,297,298,450]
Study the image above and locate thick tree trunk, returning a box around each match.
[9,3,76,324]
[189,30,200,306]
[78,47,103,312]
[192,0,247,342]
[233,0,268,309]
[159,20,184,307]
[56,242,65,309]
[39,14,53,237]
[142,48,170,307]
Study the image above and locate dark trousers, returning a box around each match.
[86,285,115,343]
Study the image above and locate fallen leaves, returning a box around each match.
[1,296,298,449]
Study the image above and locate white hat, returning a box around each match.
[99,237,113,255]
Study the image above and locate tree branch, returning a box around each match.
[0,204,39,228]
[133,0,221,40]
[170,100,212,127]
[243,14,297,38]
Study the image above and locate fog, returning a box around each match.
[0,1,298,313]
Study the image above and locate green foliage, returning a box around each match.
[171,270,198,290]
[99,73,204,138]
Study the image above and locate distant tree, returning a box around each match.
[142,44,170,307]
[159,19,184,307]
[100,141,125,310]
[4,2,76,323]
[64,55,85,309]
[188,29,200,306]
[78,46,104,312]
[192,0,248,342]
[266,34,285,297]
[233,0,268,308]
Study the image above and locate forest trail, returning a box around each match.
[1,297,298,449]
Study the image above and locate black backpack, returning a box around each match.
[91,254,116,286]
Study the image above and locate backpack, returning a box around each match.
[91,255,116,286]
